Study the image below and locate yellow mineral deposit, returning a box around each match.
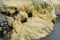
[51,0,60,15]
[0,0,57,40]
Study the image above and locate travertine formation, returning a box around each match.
[0,0,57,40]
[51,0,60,16]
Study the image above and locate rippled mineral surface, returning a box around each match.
[0,0,57,40]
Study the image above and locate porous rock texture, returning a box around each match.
[0,0,56,40]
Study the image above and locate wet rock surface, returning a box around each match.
[0,13,13,40]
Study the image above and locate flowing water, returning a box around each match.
[40,17,60,40]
